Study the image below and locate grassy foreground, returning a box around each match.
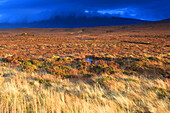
[0,66,169,113]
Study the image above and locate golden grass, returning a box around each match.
[0,66,169,113]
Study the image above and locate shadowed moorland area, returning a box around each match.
[0,20,169,112]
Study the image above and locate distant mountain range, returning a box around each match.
[0,16,149,29]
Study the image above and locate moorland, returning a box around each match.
[0,19,169,112]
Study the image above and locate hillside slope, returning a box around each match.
[0,16,147,29]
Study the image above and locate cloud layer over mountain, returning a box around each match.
[0,0,169,23]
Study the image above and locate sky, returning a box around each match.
[0,0,170,23]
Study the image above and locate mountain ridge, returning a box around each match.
[0,16,148,29]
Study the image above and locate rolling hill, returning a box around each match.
[0,16,147,29]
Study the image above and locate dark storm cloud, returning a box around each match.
[0,0,169,23]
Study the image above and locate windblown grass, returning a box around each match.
[0,66,169,113]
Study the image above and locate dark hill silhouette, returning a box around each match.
[0,16,147,29]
